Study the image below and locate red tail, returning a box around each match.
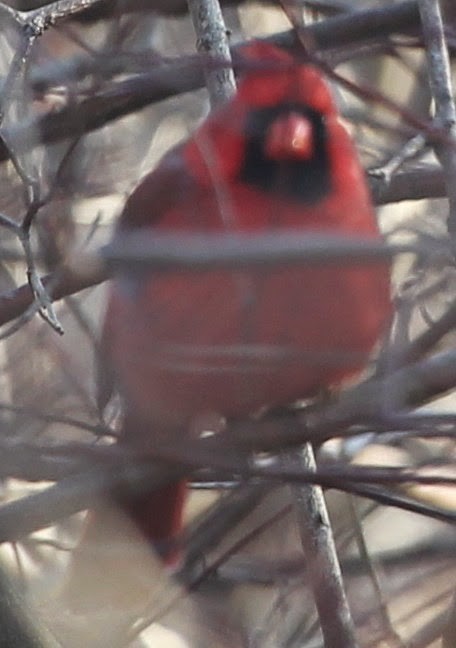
[117,413,187,566]
[122,479,187,566]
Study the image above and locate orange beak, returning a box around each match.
[264,113,314,161]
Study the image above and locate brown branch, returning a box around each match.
[0,436,452,545]
[0,255,108,328]
[4,437,456,488]
[0,2,427,163]
[227,346,456,451]
[183,483,270,573]
[442,592,456,648]
[6,0,424,27]
[11,0,272,18]
[0,460,185,544]
[369,164,446,204]
[1,0,106,30]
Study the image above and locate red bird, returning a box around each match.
[97,43,391,564]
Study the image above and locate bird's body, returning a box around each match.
[99,44,391,562]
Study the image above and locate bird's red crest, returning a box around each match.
[236,42,336,117]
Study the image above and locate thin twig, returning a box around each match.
[369,134,428,185]
[0,1,97,336]
[0,301,41,342]
[0,256,108,328]
[348,496,405,648]
[0,0,105,128]
[442,592,456,648]
[0,223,447,333]
[0,33,38,126]
[0,560,60,648]
[20,230,64,334]
[182,483,270,575]
[227,346,456,451]
[0,0,105,32]
[0,401,115,437]
[0,439,453,545]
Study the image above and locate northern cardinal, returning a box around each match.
[97,43,391,564]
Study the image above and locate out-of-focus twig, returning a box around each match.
[0,0,104,336]
[0,253,108,328]
[228,346,456,450]
[0,2,430,165]
[0,444,453,546]
[369,134,428,185]
[442,592,456,648]
[369,163,446,204]
[0,30,37,127]
[0,0,105,32]
[102,231,445,272]
[0,460,185,544]
[182,483,270,576]
[419,0,456,239]
[0,224,450,335]
[347,496,405,648]
[0,0,99,132]
[0,561,60,648]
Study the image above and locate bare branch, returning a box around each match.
[0,461,184,543]
[0,255,108,328]
[419,0,456,240]
[188,0,236,106]
[369,134,428,185]
[0,433,453,544]
[0,2,430,164]
[227,347,456,451]
[0,0,105,31]
[369,164,446,204]
[290,444,359,648]
[102,231,442,272]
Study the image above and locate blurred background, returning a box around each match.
[0,1,454,646]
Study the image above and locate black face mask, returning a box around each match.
[239,103,331,205]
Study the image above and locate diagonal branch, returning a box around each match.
[418,0,456,238]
